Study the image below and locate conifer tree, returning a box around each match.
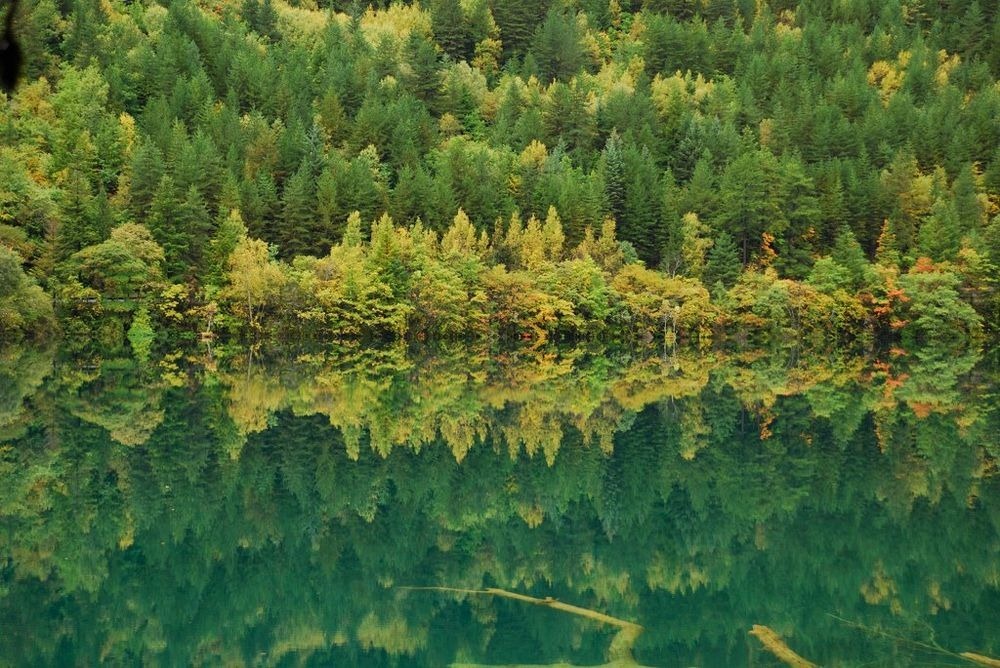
[532,8,587,83]
[602,132,627,229]
[492,0,546,61]
[622,145,664,265]
[918,198,963,262]
[128,141,166,222]
[703,231,741,290]
[280,163,317,257]
[147,176,186,280]
[875,220,901,267]
[56,171,97,263]
[431,0,472,62]
[830,226,873,290]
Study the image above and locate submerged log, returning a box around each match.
[401,586,646,667]
[749,625,817,668]
[962,653,1000,667]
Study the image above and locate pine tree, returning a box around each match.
[280,163,317,257]
[952,164,984,230]
[146,176,187,280]
[543,82,596,161]
[622,145,664,266]
[128,141,166,223]
[206,209,249,288]
[681,153,716,219]
[175,186,213,276]
[56,171,98,263]
[431,0,472,61]
[703,231,741,290]
[542,205,565,263]
[492,0,546,61]
[830,226,873,290]
[602,131,627,228]
[532,8,587,83]
[714,148,785,265]
[679,212,711,280]
[875,220,901,267]
[918,197,962,262]
[402,34,442,108]
[958,1,986,58]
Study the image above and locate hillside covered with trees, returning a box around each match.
[1,0,997,348]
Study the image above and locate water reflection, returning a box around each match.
[0,344,997,666]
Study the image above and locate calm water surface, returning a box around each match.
[1,345,998,666]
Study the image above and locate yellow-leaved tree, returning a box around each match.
[225,236,286,331]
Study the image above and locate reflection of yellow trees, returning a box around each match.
[267,625,330,664]
[646,552,712,594]
[861,562,903,615]
[356,611,428,655]
[226,366,287,435]
[217,348,722,465]
[0,344,997,666]
[611,354,715,410]
[726,352,855,410]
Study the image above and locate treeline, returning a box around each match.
[1,0,998,345]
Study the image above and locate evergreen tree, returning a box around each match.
[206,209,249,289]
[280,163,317,257]
[492,0,546,61]
[55,172,98,263]
[602,131,627,229]
[713,148,786,265]
[242,0,280,42]
[621,144,664,265]
[918,198,963,262]
[147,176,186,280]
[128,141,166,222]
[531,8,587,83]
[830,226,873,291]
[543,82,597,162]
[703,231,741,290]
[875,220,901,268]
[431,0,472,62]
[176,186,214,273]
[402,34,442,108]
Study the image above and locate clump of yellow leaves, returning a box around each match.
[868,51,910,105]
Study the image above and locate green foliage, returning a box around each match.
[0,346,996,664]
[897,259,984,345]
[0,0,997,349]
[0,246,56,340]
[126,306,155,362]
[60,223,165,300]
[703,231,741,290]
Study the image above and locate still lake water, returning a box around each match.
[1,344,998,666]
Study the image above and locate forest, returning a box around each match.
[1,0,997,350]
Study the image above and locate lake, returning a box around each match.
[1,344,998,666]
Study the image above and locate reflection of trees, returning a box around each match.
[218,346,720,465]
[0,344,54,437]
[59,358,165,446]
[0,346,997,666]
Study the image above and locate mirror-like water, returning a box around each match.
[1,345,998,666]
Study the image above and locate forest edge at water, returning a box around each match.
[1,0,998,349]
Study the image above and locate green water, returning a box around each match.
[1,345,998,667]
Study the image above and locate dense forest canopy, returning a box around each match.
[0,0,998,346]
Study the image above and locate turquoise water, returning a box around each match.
[1,345,998,666]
